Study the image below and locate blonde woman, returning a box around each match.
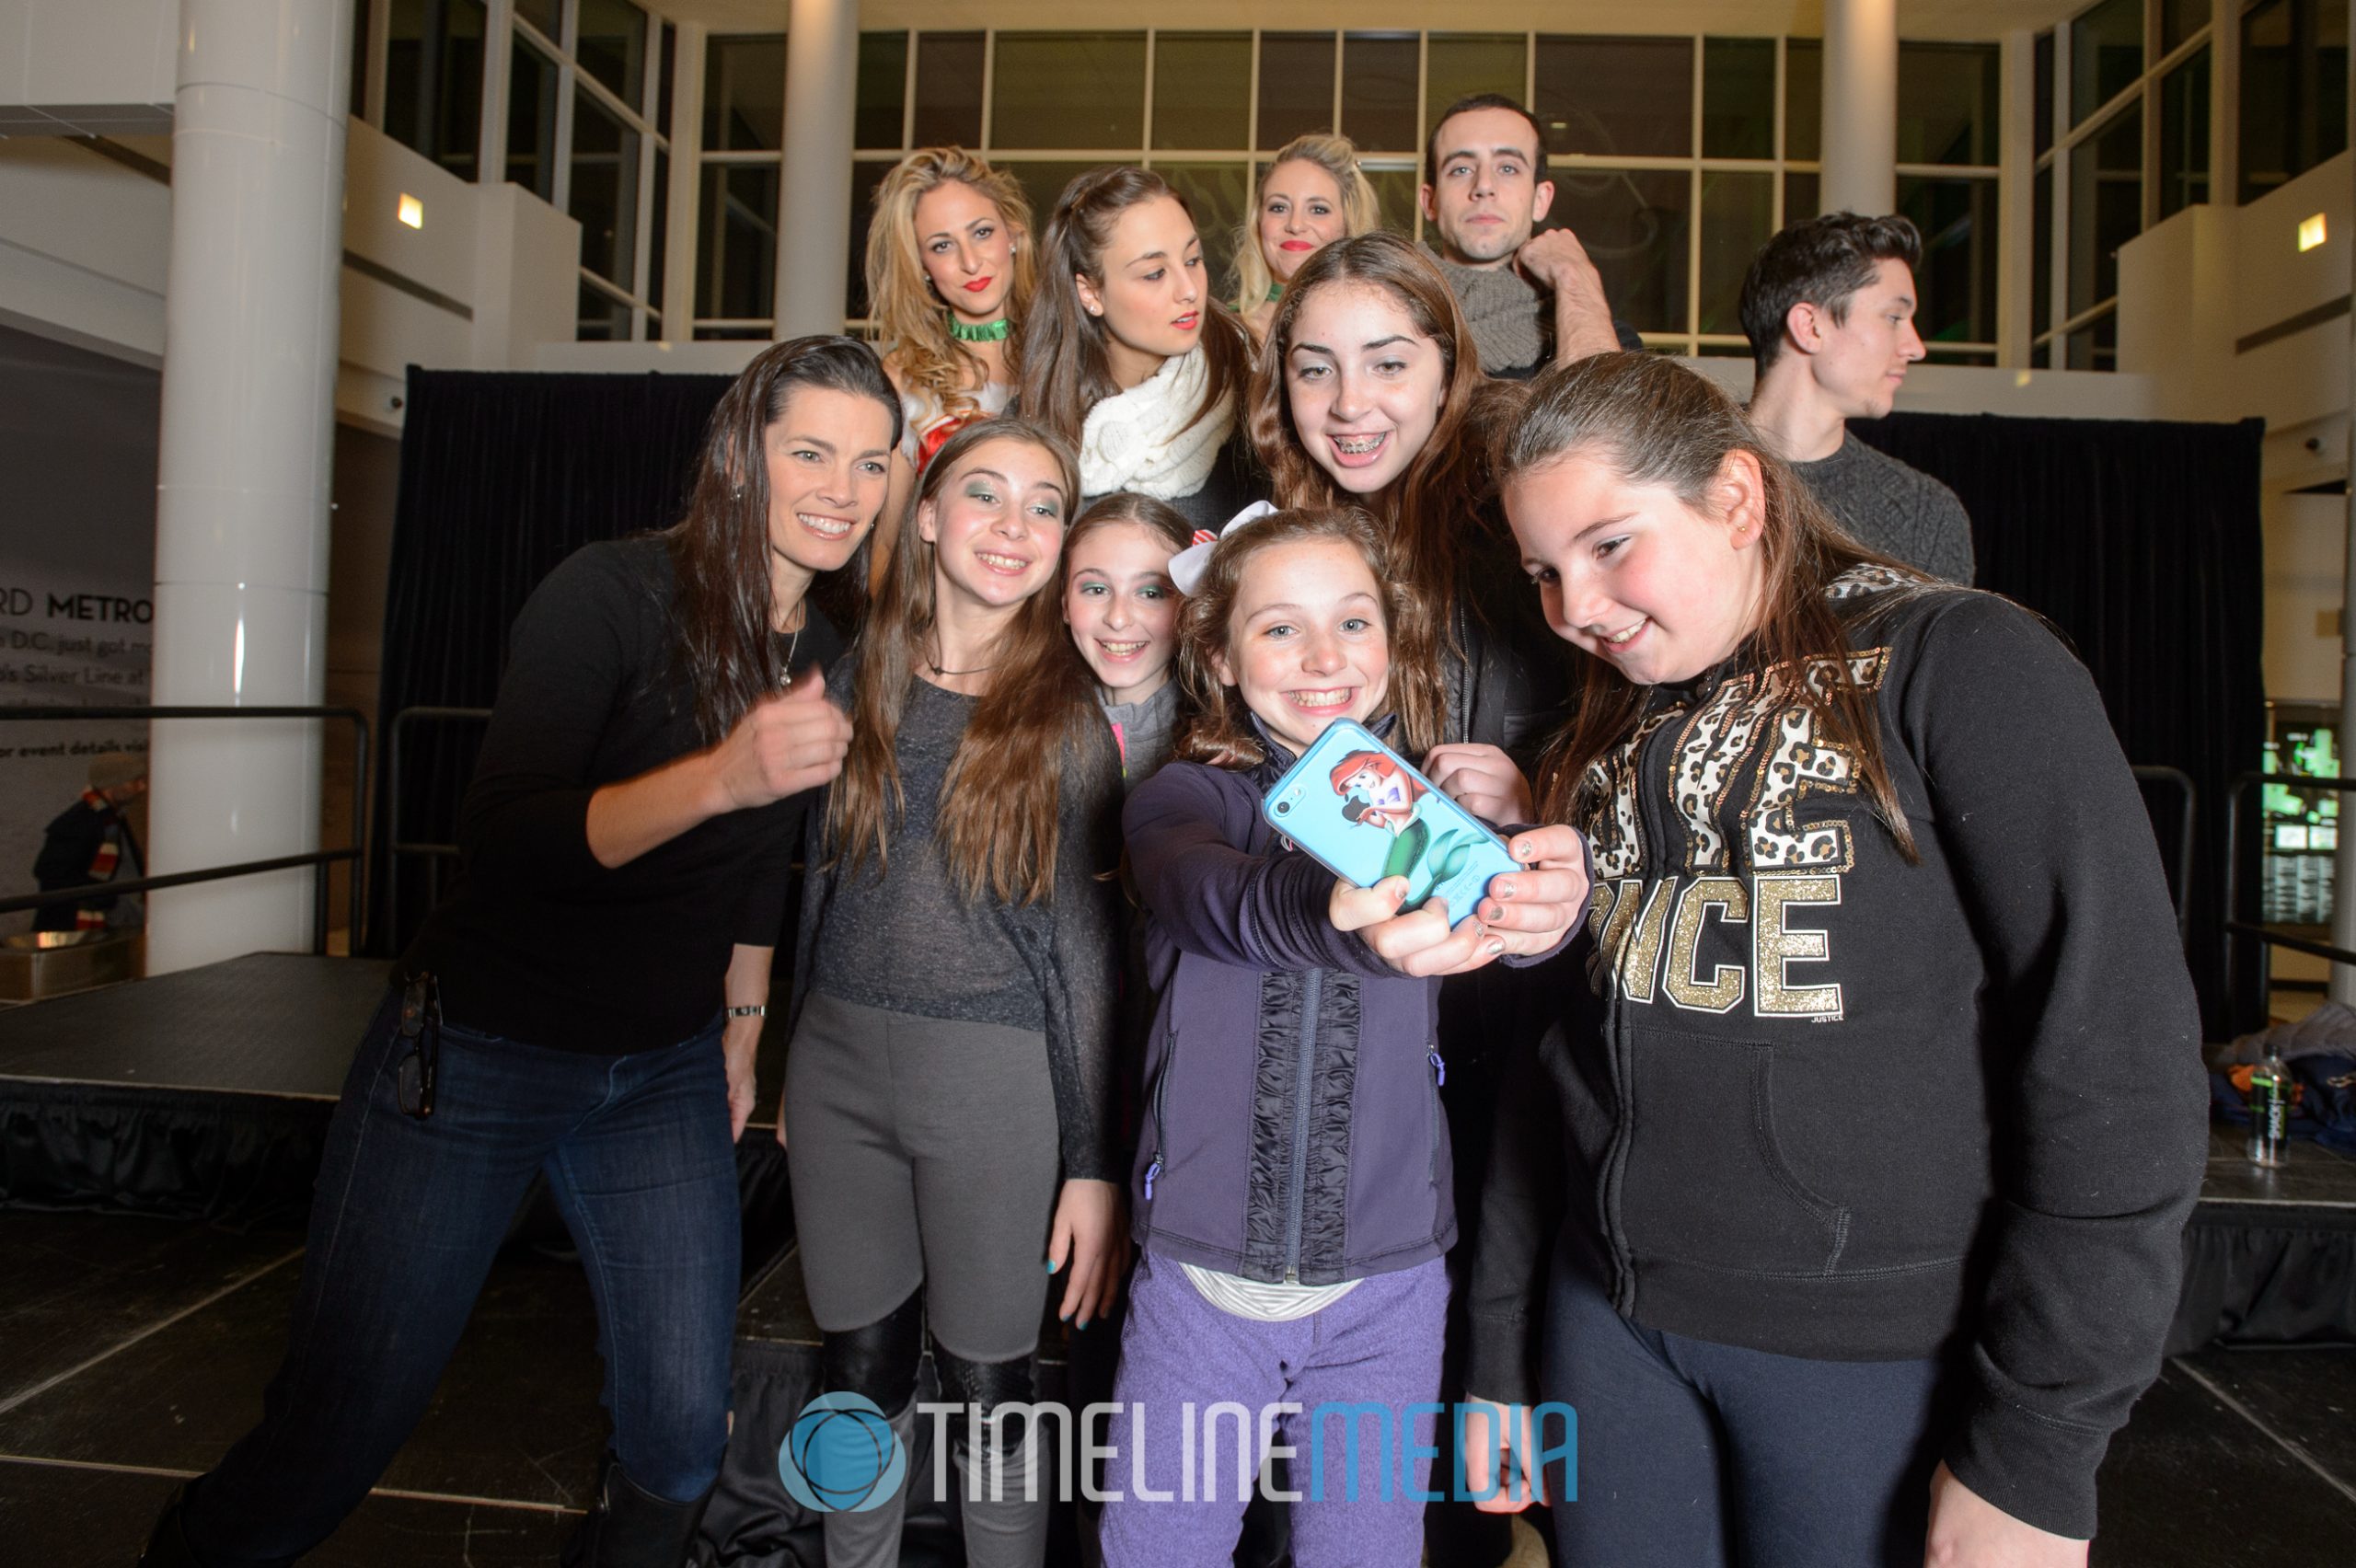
[1234,133,1382,345]
[864,147,1039,574]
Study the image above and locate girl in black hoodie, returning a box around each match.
[1460,353,2207,1568]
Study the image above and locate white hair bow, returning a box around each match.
[1166,502,1279,595]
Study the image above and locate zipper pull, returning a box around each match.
[1429,1050,1447,1088]
[1143,1159,1161,1201]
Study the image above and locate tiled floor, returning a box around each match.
[1,1207,2350,1565]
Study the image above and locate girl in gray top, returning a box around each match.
[783,418,1126,1568]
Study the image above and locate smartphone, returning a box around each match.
[1261,720,1520,929]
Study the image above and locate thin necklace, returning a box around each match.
[950,317,1012,342]
[925,637,998,678]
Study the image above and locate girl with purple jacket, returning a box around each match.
[1097,506,1589,1567]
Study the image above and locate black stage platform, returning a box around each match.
[1,959,2350,1564]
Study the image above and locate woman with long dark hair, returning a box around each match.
[141,338,903,1568]
[783,416,1123,1568]
[1019,166,1259,529]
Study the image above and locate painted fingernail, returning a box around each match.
[1487,938,1506,956]
[1496,880,1515,899]
[1046,1259,1060,1274]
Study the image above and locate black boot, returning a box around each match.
[560,1452,716,1568]
[135,1486,204,1568]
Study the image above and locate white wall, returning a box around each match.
[0,136,171,364]
[0,0,175,133]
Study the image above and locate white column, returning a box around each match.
[146,0,352,973]
[1997,29,2036,368]
[664,22,709,339]
[1821,0,1899,217]
[775,0,857,336]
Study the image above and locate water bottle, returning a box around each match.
[2247,1046,2289,1168]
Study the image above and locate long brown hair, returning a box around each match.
[1173,507,1443,769]
[827,416,1111,905]
[665,335,901,742]
[1491,352,1928,857]
[1017,166,1252,447]
[863,148,1037,416]
[1062,490,1195,571]
[1248,232,1485,730]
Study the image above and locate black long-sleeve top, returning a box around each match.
[1467,575,2208,1540]
[402,537,841,1055]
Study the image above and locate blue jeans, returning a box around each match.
[179,989,741,1567]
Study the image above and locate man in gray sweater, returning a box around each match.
[1740,213,1975,584]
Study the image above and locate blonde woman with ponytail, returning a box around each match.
[1234,134,1382,345]
[865,148,1039,574]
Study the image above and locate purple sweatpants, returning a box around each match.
[1097,1251,1449,1568]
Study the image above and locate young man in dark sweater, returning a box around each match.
[1740,213,1977,583]
[1418,93,1645,379]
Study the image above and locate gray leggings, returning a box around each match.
[784,990,1061,1361]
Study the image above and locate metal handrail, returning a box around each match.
[0,704,369,953]
[2221,773,2356,1025]
[2129,766,2196,945]
[386,705,492,862]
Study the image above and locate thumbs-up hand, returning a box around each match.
[711,665,853,811]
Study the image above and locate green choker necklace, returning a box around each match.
[950,317,1012,342]
[1265,282,1285,303]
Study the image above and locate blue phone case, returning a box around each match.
[1261,720,1519,929]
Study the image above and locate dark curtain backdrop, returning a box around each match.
[369,376,2267,1034]
[366,369,736,955]
[1854,411,2266,1038]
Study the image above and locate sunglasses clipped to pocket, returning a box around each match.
[396,971,442,1120]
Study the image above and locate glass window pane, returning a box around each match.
[913,31,985,149]
[2071,0,2145,128]
[1784,40,1820,161]
[849,157,896,318]
[1535,36,1693,158]
[857,31,908,149]
[384,0,486,178]
[695,324,773,340]
[1342,33,1419,154]
[698,163,778,322]
[991,32,1147,150]
[1548,167,1691,333]
[658,22,675,139]
[514,0,556,39]
[2064,307,2118,371]
[2160,46,2212,217]
[2238,0,2350,203]
[1897,175,1998,346]
[351,0,370,121]
[572,88,641,293]
[2068,105,2142,318]
[1427,34,1530,142]
[1158,161,1253,299]
[1365,164,1418,238]
[649,146,669,311]
[2032,165,2052,338]
[1004,162,1103,236]
[507,36,560,200]
[705,36,784,152]
[579,279,632,340]
[1153,33,1251,150]
[1698,170,1773,333]
[1258,33,1336,152]
[1703,38,1775,160]
[576,0,648,114]
[2163,0,2210,54]
[1784,169,1819,224]
[2034,31,2054,155]
[1898,43,2000,166]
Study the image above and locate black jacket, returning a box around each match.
[1467,577,2207,1540]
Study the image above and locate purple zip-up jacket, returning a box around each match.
[1123,724,1577,1286]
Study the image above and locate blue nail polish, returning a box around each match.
[1046,1259,1060,1274]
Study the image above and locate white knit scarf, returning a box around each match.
[1078,348,1234,500]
